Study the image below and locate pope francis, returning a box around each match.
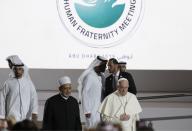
[98,78,142,131]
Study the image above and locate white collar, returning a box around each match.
[114,70,120,77]
[60,93,69,100]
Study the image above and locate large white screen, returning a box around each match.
[0,0,192,69]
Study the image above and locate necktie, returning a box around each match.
[112,74,117,91]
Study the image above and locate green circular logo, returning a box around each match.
[57,0,144,47]
[75,0,125,28]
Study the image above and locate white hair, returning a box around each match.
[117,78,129,86]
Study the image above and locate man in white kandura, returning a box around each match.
[6,55,32,79]
[118,61,127,72]
[98,78,142,131]
[78,56,108,128]
[0,55,38,122]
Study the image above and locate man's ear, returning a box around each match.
[59,86,61,91]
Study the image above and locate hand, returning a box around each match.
[32,114,38,122]
[120,113,130,121]
[85,113,91,118]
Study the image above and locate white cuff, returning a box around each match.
[0,115,5,119]
[32,112,38,115]
[84,112,91,115]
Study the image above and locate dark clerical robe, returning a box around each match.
[42,94,82,130]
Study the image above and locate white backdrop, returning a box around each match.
[0,0,192,69]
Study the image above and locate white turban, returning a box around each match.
[58,76,71,86]
[6,55,30,79]
[118,61,127,65]
[6,55,24,66]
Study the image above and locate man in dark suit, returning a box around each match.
[104,58,137,99]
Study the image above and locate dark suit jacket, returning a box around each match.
[104,71,137,99]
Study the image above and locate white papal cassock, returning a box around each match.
[0,77,38,121]
[98,91,142,131]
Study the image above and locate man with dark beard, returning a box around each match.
[78,56,108,128]
[104,58,137,99]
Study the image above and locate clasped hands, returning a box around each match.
[120,113,130,121]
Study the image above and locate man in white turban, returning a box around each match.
[0,55,38,122]
[98,78,142,131]
[78,56,108,128]
[42,76,82,130]
[118,61,127,72]
[6,55,30,79]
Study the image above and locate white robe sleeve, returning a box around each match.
[0,82,9,119]
[98,94,114,117]
[130,114,139,131]
[82,74,93,114]
[101,114,118,122]
[98,94,118,122]
[23,66,38,114]
[29,81,38,115]
[126,94,142,115]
